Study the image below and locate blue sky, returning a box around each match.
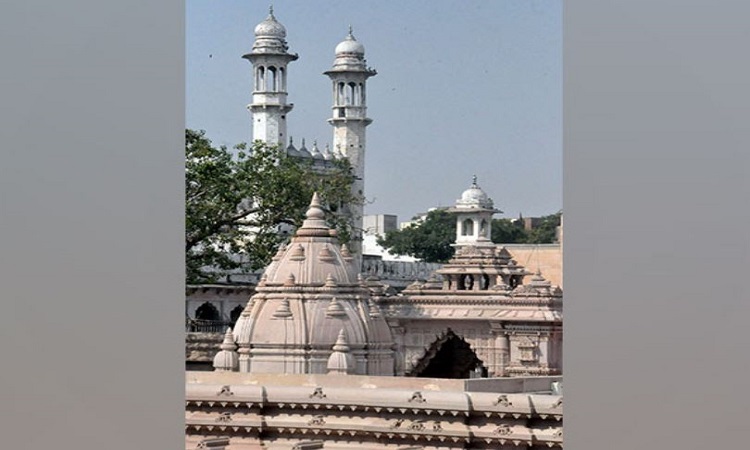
[187,0,561,221]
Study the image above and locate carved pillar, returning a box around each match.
[489,323,509,377]
[387,319,406,376]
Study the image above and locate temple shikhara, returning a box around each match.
[186,8,563,449]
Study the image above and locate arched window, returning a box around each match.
[194,302,220,321]
[359,83,365,104]
[464,274,474,290]
[462,219,474,236]
[480,219,488,237]
[278,67,285,91]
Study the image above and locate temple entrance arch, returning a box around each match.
[408,330,486,379]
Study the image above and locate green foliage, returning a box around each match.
[523,212,562,244]
[376,209,456,263]
[185,129,359,283]
[376,209,561,263]
[491,218,527,244]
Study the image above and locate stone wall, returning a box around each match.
[185,372,563,449]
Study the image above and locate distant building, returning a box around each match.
[363,214,398,236]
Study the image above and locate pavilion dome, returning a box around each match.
[335,30,365,56]
[254,8,286,39]
[456,176,494,209]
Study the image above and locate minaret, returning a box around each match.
[324,26,377,264]
[243,7,298,147]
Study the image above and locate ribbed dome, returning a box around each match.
[285,137,300,158]
[329,27,370,72]
[461,186,489,203]
[297,138,312,158]
[335,31,365,55]
[229,193,395,376]
[254,7,286,39]
[456,176,494,209]
[310,140,324,160]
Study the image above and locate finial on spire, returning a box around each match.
[269,5,274,16]
[332,329,350,351]
[348,24,354,38]
[472,174,478,186]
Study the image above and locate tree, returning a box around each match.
[376,209,456,263]
[491,218,527,244]
[377,210,561,262]
[523,212,562,244]
[186,129,359,283]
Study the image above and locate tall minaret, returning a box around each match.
[324,27,377,263]
[243,7,298,146]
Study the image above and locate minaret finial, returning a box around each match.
[472,174,478,186]
[269,5,274,16]
[348,24,354,37]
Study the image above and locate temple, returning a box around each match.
[185,8,563,449]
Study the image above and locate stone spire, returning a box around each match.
[213,328,239,372]
[327,329,355,375]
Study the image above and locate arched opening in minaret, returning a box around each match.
[410,331,486,379]
[462,218,474,236]
[359,83,365,103]
[229,305,244,327]
[279,67,285,91]
[352,83,361,106]
[337,82,345,105]
[194,302,220,321]
[256,66,265,91]
[346,82,355,105]
[268,66,278,91]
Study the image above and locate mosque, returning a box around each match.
[185,9,563,449]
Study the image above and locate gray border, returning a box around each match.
[565,1,750,448]
[0,1,185,449]
[2,2,749,449]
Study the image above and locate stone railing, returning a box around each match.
[185,318,234,333]
[361,259,443,282]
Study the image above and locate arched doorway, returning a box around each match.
[410,331,486,379]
